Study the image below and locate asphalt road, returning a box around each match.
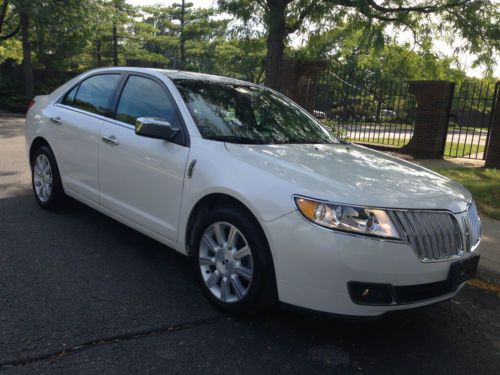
[1,115,499,374]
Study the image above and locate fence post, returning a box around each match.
[485,82,500,168]
[403,81,454,158]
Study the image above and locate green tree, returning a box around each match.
[219,0,499,89]
[87,0,137,67]
[297,24,467,82]
[0,1,22,64]
[0,0,20,41]
[3,0,97,95]
[141,3,228,70]
[214,32,266,82]
[29,1,94,72]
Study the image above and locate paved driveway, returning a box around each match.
[1,116,499,374]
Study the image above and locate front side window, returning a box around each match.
[116,75,182,128]
[71,74,121,116]
[174,79,336,144]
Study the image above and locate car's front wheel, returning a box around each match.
[31,145,66,210]
[192,206,277,315]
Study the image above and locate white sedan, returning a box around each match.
[25,68,481,316]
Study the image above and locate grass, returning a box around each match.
[354,137,408,147]
[433,168,500,220]
[448,124,488,133]
[353,137,485,157]
[444,142,485,157]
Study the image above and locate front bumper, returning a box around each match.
[266,210,480,316]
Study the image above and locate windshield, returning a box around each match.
[174,79,337,144]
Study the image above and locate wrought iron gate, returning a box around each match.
[446,81,499,159]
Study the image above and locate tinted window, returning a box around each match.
[72,74,121,116]
[116,75,181,128]
[62,85,78,105]
[174,80,335,144]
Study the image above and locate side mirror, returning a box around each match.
[135,117,179,141]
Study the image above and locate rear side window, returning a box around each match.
[116,75,182,128]
[62,85,78,105]
[70,74,121,116]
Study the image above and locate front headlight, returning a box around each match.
[294,196,401,239]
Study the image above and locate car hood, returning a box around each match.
[225,143,471,213]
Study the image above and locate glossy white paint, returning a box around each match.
[50,106,103,202]
[25,67,480,316]
[224,143,472,213]
[267,209,475,316]
[99,120,189,243]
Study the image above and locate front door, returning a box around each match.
[98,74,189,243]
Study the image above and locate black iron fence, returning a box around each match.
[315,63,499,160]
[446,80,499,159]
[315,64,416,147]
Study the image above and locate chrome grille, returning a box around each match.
[389,210,463,261]
[464,201,481,251]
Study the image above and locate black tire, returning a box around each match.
[31,145,66,210]
[192,206,277,316]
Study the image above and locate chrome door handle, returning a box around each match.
[50,117,62,125]
[101,135,119,146]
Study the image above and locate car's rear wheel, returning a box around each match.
[31,145,66,210]
[192,206,277,315]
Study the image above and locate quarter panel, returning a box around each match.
[25,96,54,158]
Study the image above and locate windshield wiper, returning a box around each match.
[205,135,267,144]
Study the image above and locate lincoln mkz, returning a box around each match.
[25,68,481,316]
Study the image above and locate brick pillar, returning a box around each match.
[403,81,454,158]
[279,60,298,99]
[485,86,500,168]
[279,60,327,113]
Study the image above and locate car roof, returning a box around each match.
[158,70,257,87]
[85,67,258,87]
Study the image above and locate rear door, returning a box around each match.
[98,74,190,243]
[52,73,122,203]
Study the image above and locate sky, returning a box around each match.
[127,0,498,78]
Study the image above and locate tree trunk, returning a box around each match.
[264,1,287,90]
[179,0,186,70]
[20,11,33,98]
[112,24,118,66]
[96,39,102,66]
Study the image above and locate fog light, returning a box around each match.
[348,282,395,305]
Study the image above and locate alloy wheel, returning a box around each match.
[199,221,254,303]
[33,154,53,203]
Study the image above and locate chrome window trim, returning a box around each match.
[54,103,134,131]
